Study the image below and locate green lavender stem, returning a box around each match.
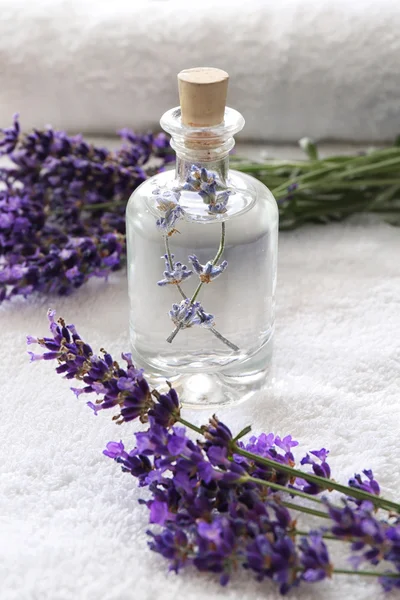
[333,569,400,579]
[247,476,324,506]
[175,415,400,514]
[85,143,400,230]
[294,529,357,542]
[190,221,226,304]
[281,501,330,520]
[164,235,237,348]
[234,446,400,513]
[176,416,203,435]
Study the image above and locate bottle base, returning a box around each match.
[131,337,273,409]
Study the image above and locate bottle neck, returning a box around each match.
[160,105,245,187]
[172,137,233,187]
[174,150,230,186]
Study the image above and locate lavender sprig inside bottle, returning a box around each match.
[156,166,237,351]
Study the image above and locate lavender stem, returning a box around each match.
[234,446,400,513]
[164,228,239,350]
[190,221,226,304]
[247,476,324,505]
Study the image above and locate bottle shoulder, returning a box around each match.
[230,168,278,208]
[127,168,278,223]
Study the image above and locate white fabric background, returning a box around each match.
[1,0,400,141]
[1,138,400,598]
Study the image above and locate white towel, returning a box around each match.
[1,0,400,142]
[1,180,399,599]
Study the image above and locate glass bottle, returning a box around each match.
[126,68,278,407]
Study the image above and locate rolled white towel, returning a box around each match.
[0,0,399,141]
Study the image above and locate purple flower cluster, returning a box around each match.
[27,308,176,425]
[348,469,380,502]
[295,448,331,495]
[0,115,172,302]
[108,415,332,594]
[183,165,232,214]
[153,189,184,235]
[236,433,299,487]
[189,255,228,283]
[157,254,192,286]
[323,496,400,588]
[169,299,214,329]
[28,310,400,595]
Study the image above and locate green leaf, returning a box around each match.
[232,425,252,442]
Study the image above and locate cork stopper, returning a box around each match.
[178,67,229,127]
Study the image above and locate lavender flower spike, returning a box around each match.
[189,255,228,283]
[183,165,217,204]
[152,188,181,212]
[183,165,232,213]
[157,254,192,286]
[156,206,184,236]
[207,190,231,214]
[169,299,214,329]
[0,113,19,155]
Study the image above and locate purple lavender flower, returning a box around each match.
[204,416,234,449]
[27,309,154,423]
[152,190,181,230]
[157,254,192,286]
[323,497,400,581]
[0,113,19,154]
[147,527,190,573]
[296,448,331,495]
[183,165,232,213]
[152,188,181,212]
[193,516,237,586]
[183,165,217,202]
[240,432,275,456]
[325,498,385,546]
[197,520,226,545]
[151,133,175,164]
[103,440,153,484]
[103,440,126,459]
[348,470,380,502]
[150,500,171,525]
[118,378,153,423]
[28,310,186,431]
[217,461,249,485]
[245,532,299,594]
[236,432,299,488]
[298,532,332,582]
[0,115,172,303]
[117,129,172,166]
[134,421,184,457]
[207,190,231,214]
[278,183,299,206]
[379,569,400,593]
[169,299,214,329]
[156,206,184,236]
[148,387,181,428]
[188,255,228,283]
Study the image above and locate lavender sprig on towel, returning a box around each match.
[0,115,172,302]
[26,310,400,595]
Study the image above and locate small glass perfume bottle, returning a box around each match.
[126,68,278,407]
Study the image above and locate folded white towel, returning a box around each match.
[1,0,400,141]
